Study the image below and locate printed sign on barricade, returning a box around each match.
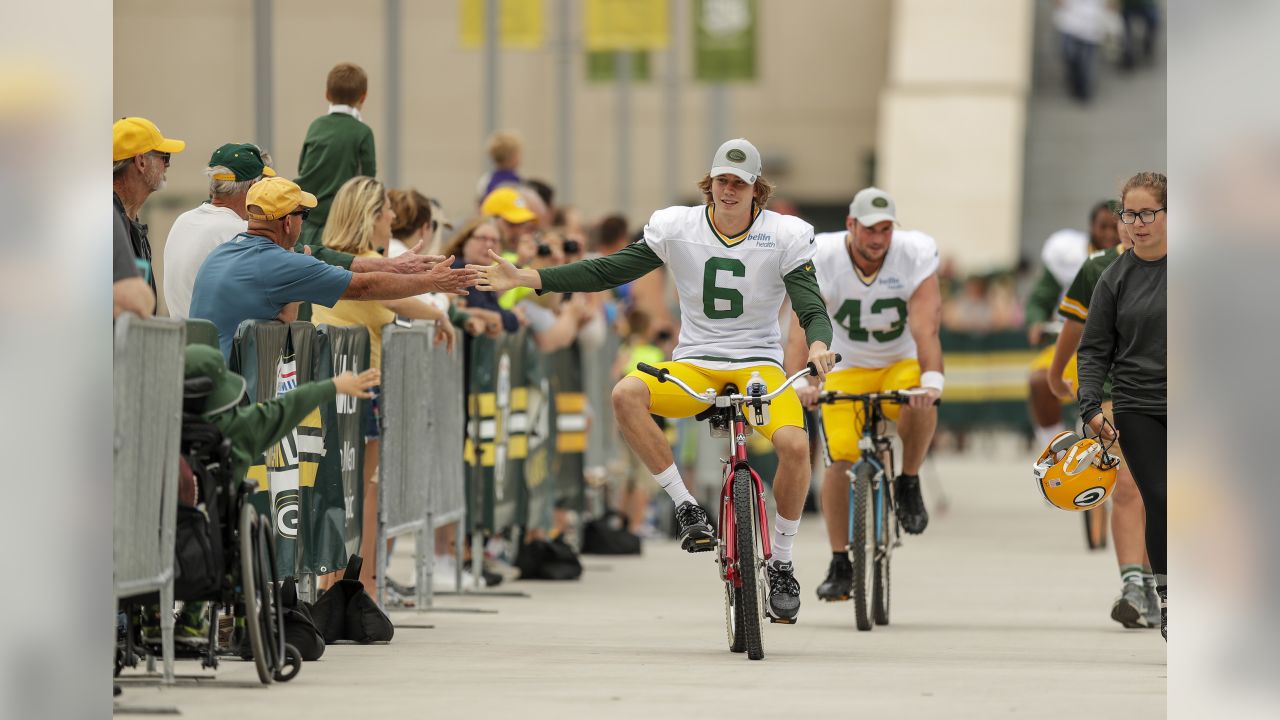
[549,343,587,523]
[311,324,370,574]
[232,320,324,577]
[465,330,532,534]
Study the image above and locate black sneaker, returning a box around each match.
[1157,585,1167,642]
[894,474,929,534]
[816,555,853,601]
[674,502,715,553]
[767,560,801,622]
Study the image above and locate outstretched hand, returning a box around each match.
[468,249,521,294]
[334,368,380,399]
[426,255,477,295]
[388,241,446,275]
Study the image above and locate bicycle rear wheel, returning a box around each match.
[254,516,286,680]
[238,501,272,684]
[872,481,891,626]
[733,468,764,660]
[851,464,874,631]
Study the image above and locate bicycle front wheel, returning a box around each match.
[733,468,764,660]
[872,487,891,626]
[850,463,874,631]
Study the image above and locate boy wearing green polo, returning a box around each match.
[295,62,377,267]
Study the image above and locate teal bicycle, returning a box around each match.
[817,388,930,631]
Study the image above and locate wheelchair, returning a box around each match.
[116,375,301,684]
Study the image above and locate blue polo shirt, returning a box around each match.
[190,233,353,357]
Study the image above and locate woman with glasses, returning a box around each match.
[1076,171,1168,640]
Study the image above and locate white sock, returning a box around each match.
[1034,421,1067,450]
[771,514,800,565]
[653,464,694,507]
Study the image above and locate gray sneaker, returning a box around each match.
[1143,585,1161,628]
[766,560,801,623]
[1110,582,1149,629]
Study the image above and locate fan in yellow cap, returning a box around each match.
[112,117,185,162]
[245,177,318,222]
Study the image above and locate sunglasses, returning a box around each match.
[150,151,171,167]
[288,208,311,222]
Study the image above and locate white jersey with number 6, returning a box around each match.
[642,205,815,371]
[812,229,939,370]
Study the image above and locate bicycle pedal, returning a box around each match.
[769,616,797,625]
[820,595,850,602]
[682,536,717,552]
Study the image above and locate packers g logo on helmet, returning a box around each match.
[1032,430,1120,511]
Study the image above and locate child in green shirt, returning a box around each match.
[295,62,378,270]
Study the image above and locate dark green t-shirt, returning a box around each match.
[1058,246,1122,323]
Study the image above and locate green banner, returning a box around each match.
[231,321,324,577]
[694,0,757,82]
[309,325,370,574]
[465,331,533,533]
[586,51,652,82]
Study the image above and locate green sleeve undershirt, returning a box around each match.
[307,245,355,271]
[784,263,833,347]
[537,241,665,293]
[1024,266,1062,329]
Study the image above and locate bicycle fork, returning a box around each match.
[719,461,772,587]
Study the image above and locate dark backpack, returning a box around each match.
[581,510,642,556]
[280,578,326,661]
[309,555,395,644]
[515,537,583,581]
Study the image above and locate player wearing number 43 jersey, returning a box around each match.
[471,139,837,623]
[784,188,944,602]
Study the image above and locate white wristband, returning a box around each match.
[793,376,811,391]
[920,371,945,392]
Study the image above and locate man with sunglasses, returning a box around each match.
[112,117,186,300]
[190,177,478,358]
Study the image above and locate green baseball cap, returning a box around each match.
[208,143,276,182]
[184,345,247,417]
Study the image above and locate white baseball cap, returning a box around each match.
[710,138,761,184]
[849,186,897,226]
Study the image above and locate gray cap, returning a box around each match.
[849,186,897,226]
[710,138,761,184]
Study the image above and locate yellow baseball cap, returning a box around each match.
[480,186,536,225]
[245,177,318,221]
[112,117,186,162]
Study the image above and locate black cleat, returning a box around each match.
[816,555,854,601]
[674,502,715,553]
[767,560,801,622]
[894,474,929,534]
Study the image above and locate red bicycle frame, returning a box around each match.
[717,409,772,588]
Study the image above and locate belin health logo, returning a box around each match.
[726,148,747,163]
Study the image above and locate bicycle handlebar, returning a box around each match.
[635,354,843,405]
[817,388,941,407]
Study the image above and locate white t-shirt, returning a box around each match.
[163,203,247,318]
[642,204,815,370]
[812,229,939,370]
[387,238,450,312]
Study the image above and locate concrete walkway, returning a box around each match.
[116,447,1166,719]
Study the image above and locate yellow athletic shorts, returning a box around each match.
[820,359,921,463]
[627,362,803,441]
[1030,346,1079,400]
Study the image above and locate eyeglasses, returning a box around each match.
[1118,207,1165,224]
[288,208,311,222]
[149,151,171,167]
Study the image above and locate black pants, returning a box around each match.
[1115,412,1167,576]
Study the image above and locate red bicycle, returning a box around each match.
[637,358,836,660]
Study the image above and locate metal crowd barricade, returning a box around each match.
[376,321,469,610]
[113,314,186,685]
